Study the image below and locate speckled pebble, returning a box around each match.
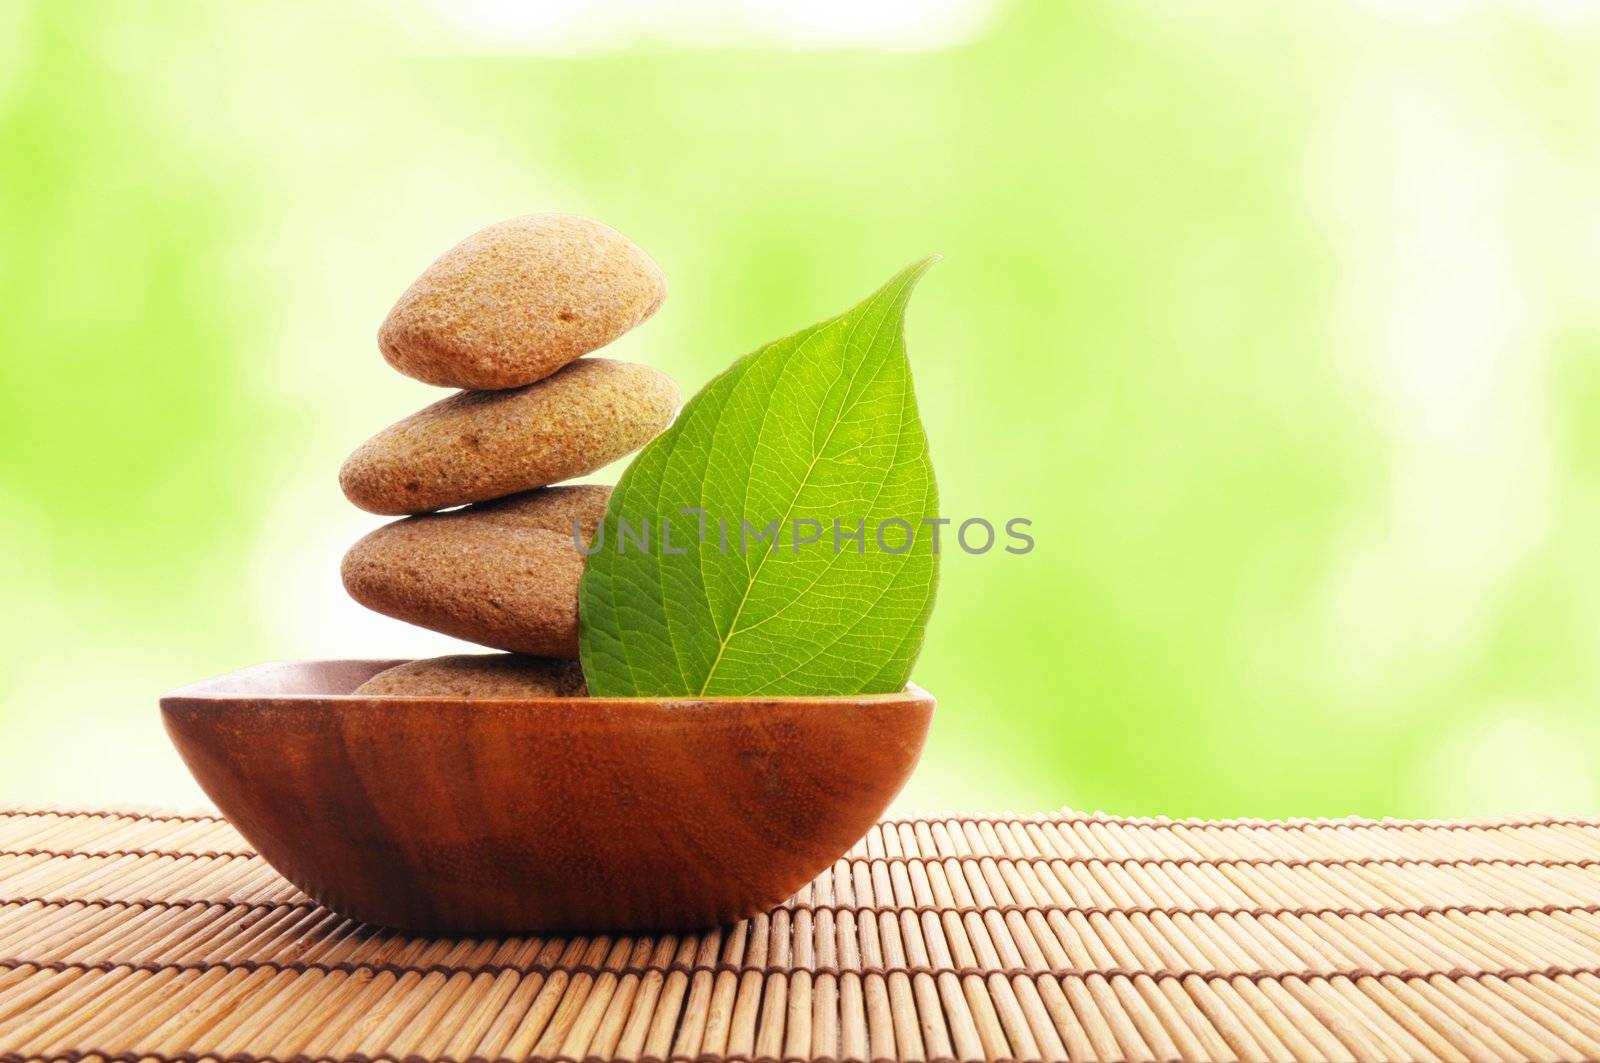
[354,654,587,697]
[339,358,677,515]
[341,485,612,656]
[379,213,666,390]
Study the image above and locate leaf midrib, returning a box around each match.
[695,273,911,695]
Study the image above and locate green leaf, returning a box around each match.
[579,259,940,696]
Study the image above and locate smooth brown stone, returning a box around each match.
[339,358,677,515]
[354,654,588,697]
[379,213,667,390]
[162,659,934,932]
[341,485,612,656]
[454,481,613,543]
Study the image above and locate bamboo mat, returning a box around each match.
[3,811,1600,1062]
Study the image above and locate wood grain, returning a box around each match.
[160,659,934,934]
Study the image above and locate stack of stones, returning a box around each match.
[338,214,679,696]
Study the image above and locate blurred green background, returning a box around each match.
[4,0,1599,817]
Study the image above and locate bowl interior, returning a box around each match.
[165,658,406,697]
[165,658,931,704]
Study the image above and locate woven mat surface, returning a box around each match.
[3,810,1600,1062]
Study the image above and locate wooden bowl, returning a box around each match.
[161,659,933,934]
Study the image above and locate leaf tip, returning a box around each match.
[877,255,939,310]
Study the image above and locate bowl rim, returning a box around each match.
[161,658,934,707]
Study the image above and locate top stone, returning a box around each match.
[378,213,667,390]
